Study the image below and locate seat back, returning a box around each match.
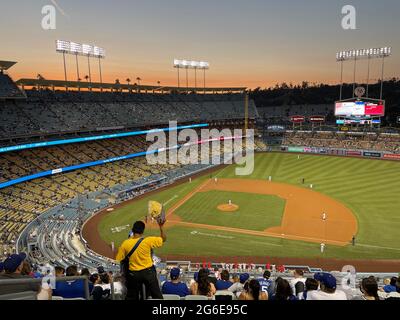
[0,291,37,300]
[213,290,235,301]
[162,294,181,300]
[185,295,209,300]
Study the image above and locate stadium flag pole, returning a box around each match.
[339,60,343,100]
[62,51,68,90]
[352,56,357,98]
[186,66,189,92]
[98,56,103,92]
[177,66,180,89]
[366,56,370,98]
[244,92,249,142]
[75,53,80,83]
[203,68,206,94]
[87,55,92,91]
[380,55,385,100]
[194,67,197,91]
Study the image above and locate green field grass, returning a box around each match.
[98,153,400,260]
[174,190,285,231]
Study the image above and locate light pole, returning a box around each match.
[336,47,391,100]
[173,59,209,94]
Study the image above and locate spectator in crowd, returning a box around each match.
[0,262,4,274]
[208,267,218,286]
[55,266,65,277]
[189,272,199,287]
[91,272,111,300]
[215,270,233,290]
[52,265,86,299]
[161,267,190,297]
[290,269,306,297]
[307,272,347,300]
[190,268,216,298]
[352,276,380,300]
[381,278,400,300]
[21,260,33,277]
[232,274,240,284]
[239,279,268,300]
[270,277,297,301]
[383,277,398,293]
[302,278,319,300]
[80,268,91,278]
[228,273,249,298]
[0,253,51,299]
[116,220,166,300]
[257,270,274,297]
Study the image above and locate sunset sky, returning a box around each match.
[1,0,399,88]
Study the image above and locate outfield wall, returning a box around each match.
[281,145,400,160]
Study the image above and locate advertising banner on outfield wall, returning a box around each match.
[383,154,400,160]
[288,147,305,153]
[328,149,346,156]
[363,151,382,158]
[346,150,362,157]
[303,147,327,154]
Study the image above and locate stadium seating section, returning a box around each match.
[0,90,257,139]
[0,73,25,99]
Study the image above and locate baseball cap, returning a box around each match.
[240,273,250,284]
[170,268,180,280]
[3,253,27,273]
[314,272,337,289]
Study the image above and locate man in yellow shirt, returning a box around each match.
[116,220,166,300]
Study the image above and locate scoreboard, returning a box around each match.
[335,101,385,117]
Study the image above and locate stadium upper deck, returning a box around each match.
[0,89,257,143]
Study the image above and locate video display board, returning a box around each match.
[335,101,385,117]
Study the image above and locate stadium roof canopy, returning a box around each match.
[0,61,17,71]
[15,78,246,93]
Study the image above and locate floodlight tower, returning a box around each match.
[56,40,106,91]
[336,47,392,100]
[174,59,210,93]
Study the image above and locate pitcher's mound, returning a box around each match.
[217,203,239,212]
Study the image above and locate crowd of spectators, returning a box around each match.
[283,131,400,153]
[1,249,400,300]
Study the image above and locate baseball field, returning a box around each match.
[83,152,400,270]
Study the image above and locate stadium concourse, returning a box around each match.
[0,73,399,300]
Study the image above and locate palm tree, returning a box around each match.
[136,77,142,93]
[157,81,161,86]
[126,78,131,93]
[84,75,89,83]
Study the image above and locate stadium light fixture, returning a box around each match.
[56,40,106,90]
[173,59,210,93]
[336,47,391,61]
[336,46,392,101]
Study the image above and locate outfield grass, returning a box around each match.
[98,153,400,259]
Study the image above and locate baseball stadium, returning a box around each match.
[0,1,400,302]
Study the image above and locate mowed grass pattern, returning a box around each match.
[174,190,285,231]
[98,153,400,259]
